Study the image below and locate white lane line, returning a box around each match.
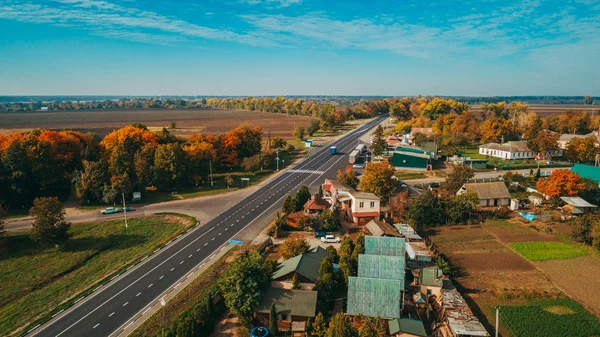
[236,219,239,222]
[241,215,244,219]
[159,276,164,280]
[188,254,192,258]
[123,321,134,330]
[136,292,141,297]
[211,237,215,241]
[123,302,129,307]
[197,248,201,252]
[204,243,208,246]
[174,282,182,289]
[109,312,115,317]
[142,307,151,315]
[224,228,228,231]
[52,309,65,318]
[148,283,153,288]
[170,268,174,271]
[180,260,184,264]
[231,224,234,227]
[93,323,99,329]
[218,232,222,236]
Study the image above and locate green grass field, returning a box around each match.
[500,298,600,337]
[459,148,488,159]
[510,241,588,261]
[0,214,195,335]
[394,171,426,180]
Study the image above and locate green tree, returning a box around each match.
[306,317,313,337]
[269,303,278,336]
[445,163,474,194]
[74,160,108,203]
[566,136,600,163]
[405,190,444,228]
[351,233,365,264]
[295,185,312,211]
[358,162,396,204]
[294,125,306,140]
[153,143,188,191]
[325,313,357,337]
[358,317,387,337]
[326,245,339,264]
[315,257,338,314]
[291,273,301,290]
[318,209,340,231]
[580,178,600,205]
[570,213,598,245]
[318,185,324,197]
[371,125,386,157]
[29,197,71,245]
[307,119,321,136]
[282,194,297,214]
[281,237,310,259]
[312,312,328,337]
[583,96,594,105]
[218,251,269,327]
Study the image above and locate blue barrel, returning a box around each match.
[250,326,269,337]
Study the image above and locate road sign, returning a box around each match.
[161,297,166,307]
[228,239,243,245]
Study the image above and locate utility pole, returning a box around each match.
[495,307,500,337]
[276,150,280,171]
[122,192,128,229]
[209,160,214,187]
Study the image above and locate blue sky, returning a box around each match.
[0,0,599,96]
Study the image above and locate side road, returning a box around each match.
[402,167,563,186]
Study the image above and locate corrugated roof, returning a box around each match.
[271,246,328,282]
[462,182,511,200]
[350,190,379,200]
[365,219,400,237]
[357,255,405,282]
[255,288,317,318]
[571,163,600,183]
[388,318,427,336]
[304,195,331,210]
[364,236,406,257]
[393,150,431,160]
[479,141,530,153]
[346,277,403,319]
[560,197,598,208]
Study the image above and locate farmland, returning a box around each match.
[510,241,588,261]
[424,218,600,336]
[0,214,195,336]
[0,108,314,139]
[500,298,600,337]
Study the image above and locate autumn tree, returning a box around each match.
[294,125,306,140]
[479,102,507,120]
[371,125,386,156]
[326,313,358,337]
[480,117,514,143]
[270,136,287,149]
[281,237,310,259]
[30,197,71,245]
[153,143,188,191]
[388,191,410,223]
[527,131,559,158]
[358,162,396,204]
[421,98,463,120]
[444,164,474,194]
[312,312,328,337]
[536,169,585,197]
[566,136,599,163]
[75,160,108,203]
[307,119,321,136]
[337,166,359,189]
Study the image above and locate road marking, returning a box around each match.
[52,309,65,318]
[204,243,208,246]
[123,321,134,330]
[188,254,192,258]
[109,312,115,317]
[197,248,201,251]
[93,323,99,329]
[170,268,174,271]
[241,215,244,219]
[174,282,182,289]
[123,302,129,307]
[148,284,153,288]
[159,275,164,280]
[224,228,228,231]
[218,232,222,236]
[142,307,151,315]
[136,292,141,297]
[180,261,184,264]
[231,224,234,227]
[211,237,215,241]
[236,219,239,222]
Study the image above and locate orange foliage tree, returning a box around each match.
[536,170,585,197]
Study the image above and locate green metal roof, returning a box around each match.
[271,246,328,282]
[364,236,406,257]
[255,288,317,318]
[421,267,443,287]
[388,318,427,336]
[357,255,405,283]
[346,277,403,319]
[571,164,600,183]
[395,146,425,154]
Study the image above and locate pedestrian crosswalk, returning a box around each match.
[288,169,325,174]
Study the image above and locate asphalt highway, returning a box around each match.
[31,116,386,337]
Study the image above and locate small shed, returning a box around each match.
[457,182,511,207]
[560,197,598,215]
[388,318,427,337]
[365,219,401,237]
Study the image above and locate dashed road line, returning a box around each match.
[123,302,129,307]
[109,312,115,317]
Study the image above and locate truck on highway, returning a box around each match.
[349,149,359,164]
[355,143,367,154]
[329,146,337,155]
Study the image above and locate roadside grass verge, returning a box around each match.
[0,214,196,336]
[510,241,588,261]
[459,148,488,159]
[500,298,600,337]
[394,171,426,180]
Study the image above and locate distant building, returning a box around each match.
[39,106,48,111]
[389,151,430,170]
[447,155,488,169]
[457,182,511,207]
[479,140,563,160]
[560,197,598,215]
[558,131,600,149]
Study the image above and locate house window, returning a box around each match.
[370,201,375,208]
[359,202,364,208]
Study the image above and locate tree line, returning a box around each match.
[0,123,284,209]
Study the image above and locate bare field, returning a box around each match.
[471,104,599,117]
[0,108,314,139]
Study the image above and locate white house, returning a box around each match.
[322,179,380,225]
[479,140,562,160]
[349,191,380,225]
[558,130,600,149]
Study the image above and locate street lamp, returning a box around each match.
[122,192,128,229]
[276,149,280,171]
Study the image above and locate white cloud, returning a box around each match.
[240,0,302,8]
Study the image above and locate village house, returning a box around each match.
[366,219,401,237]
[303,193,331,217]
[322,179,381,225]
[388,318,428,337]
[479,140,562,160]
[457,182,511,207]
[271,246,328,290]
[557,130,600,149]
[560,197,598,215]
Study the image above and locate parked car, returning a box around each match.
[121,206,132,212]
[314,231,327,239]
[352,164,364,169]
[320,235,341,243]
[101,207,119,215]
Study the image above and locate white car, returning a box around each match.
[352,164,364,169]
[320,235,341,243]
